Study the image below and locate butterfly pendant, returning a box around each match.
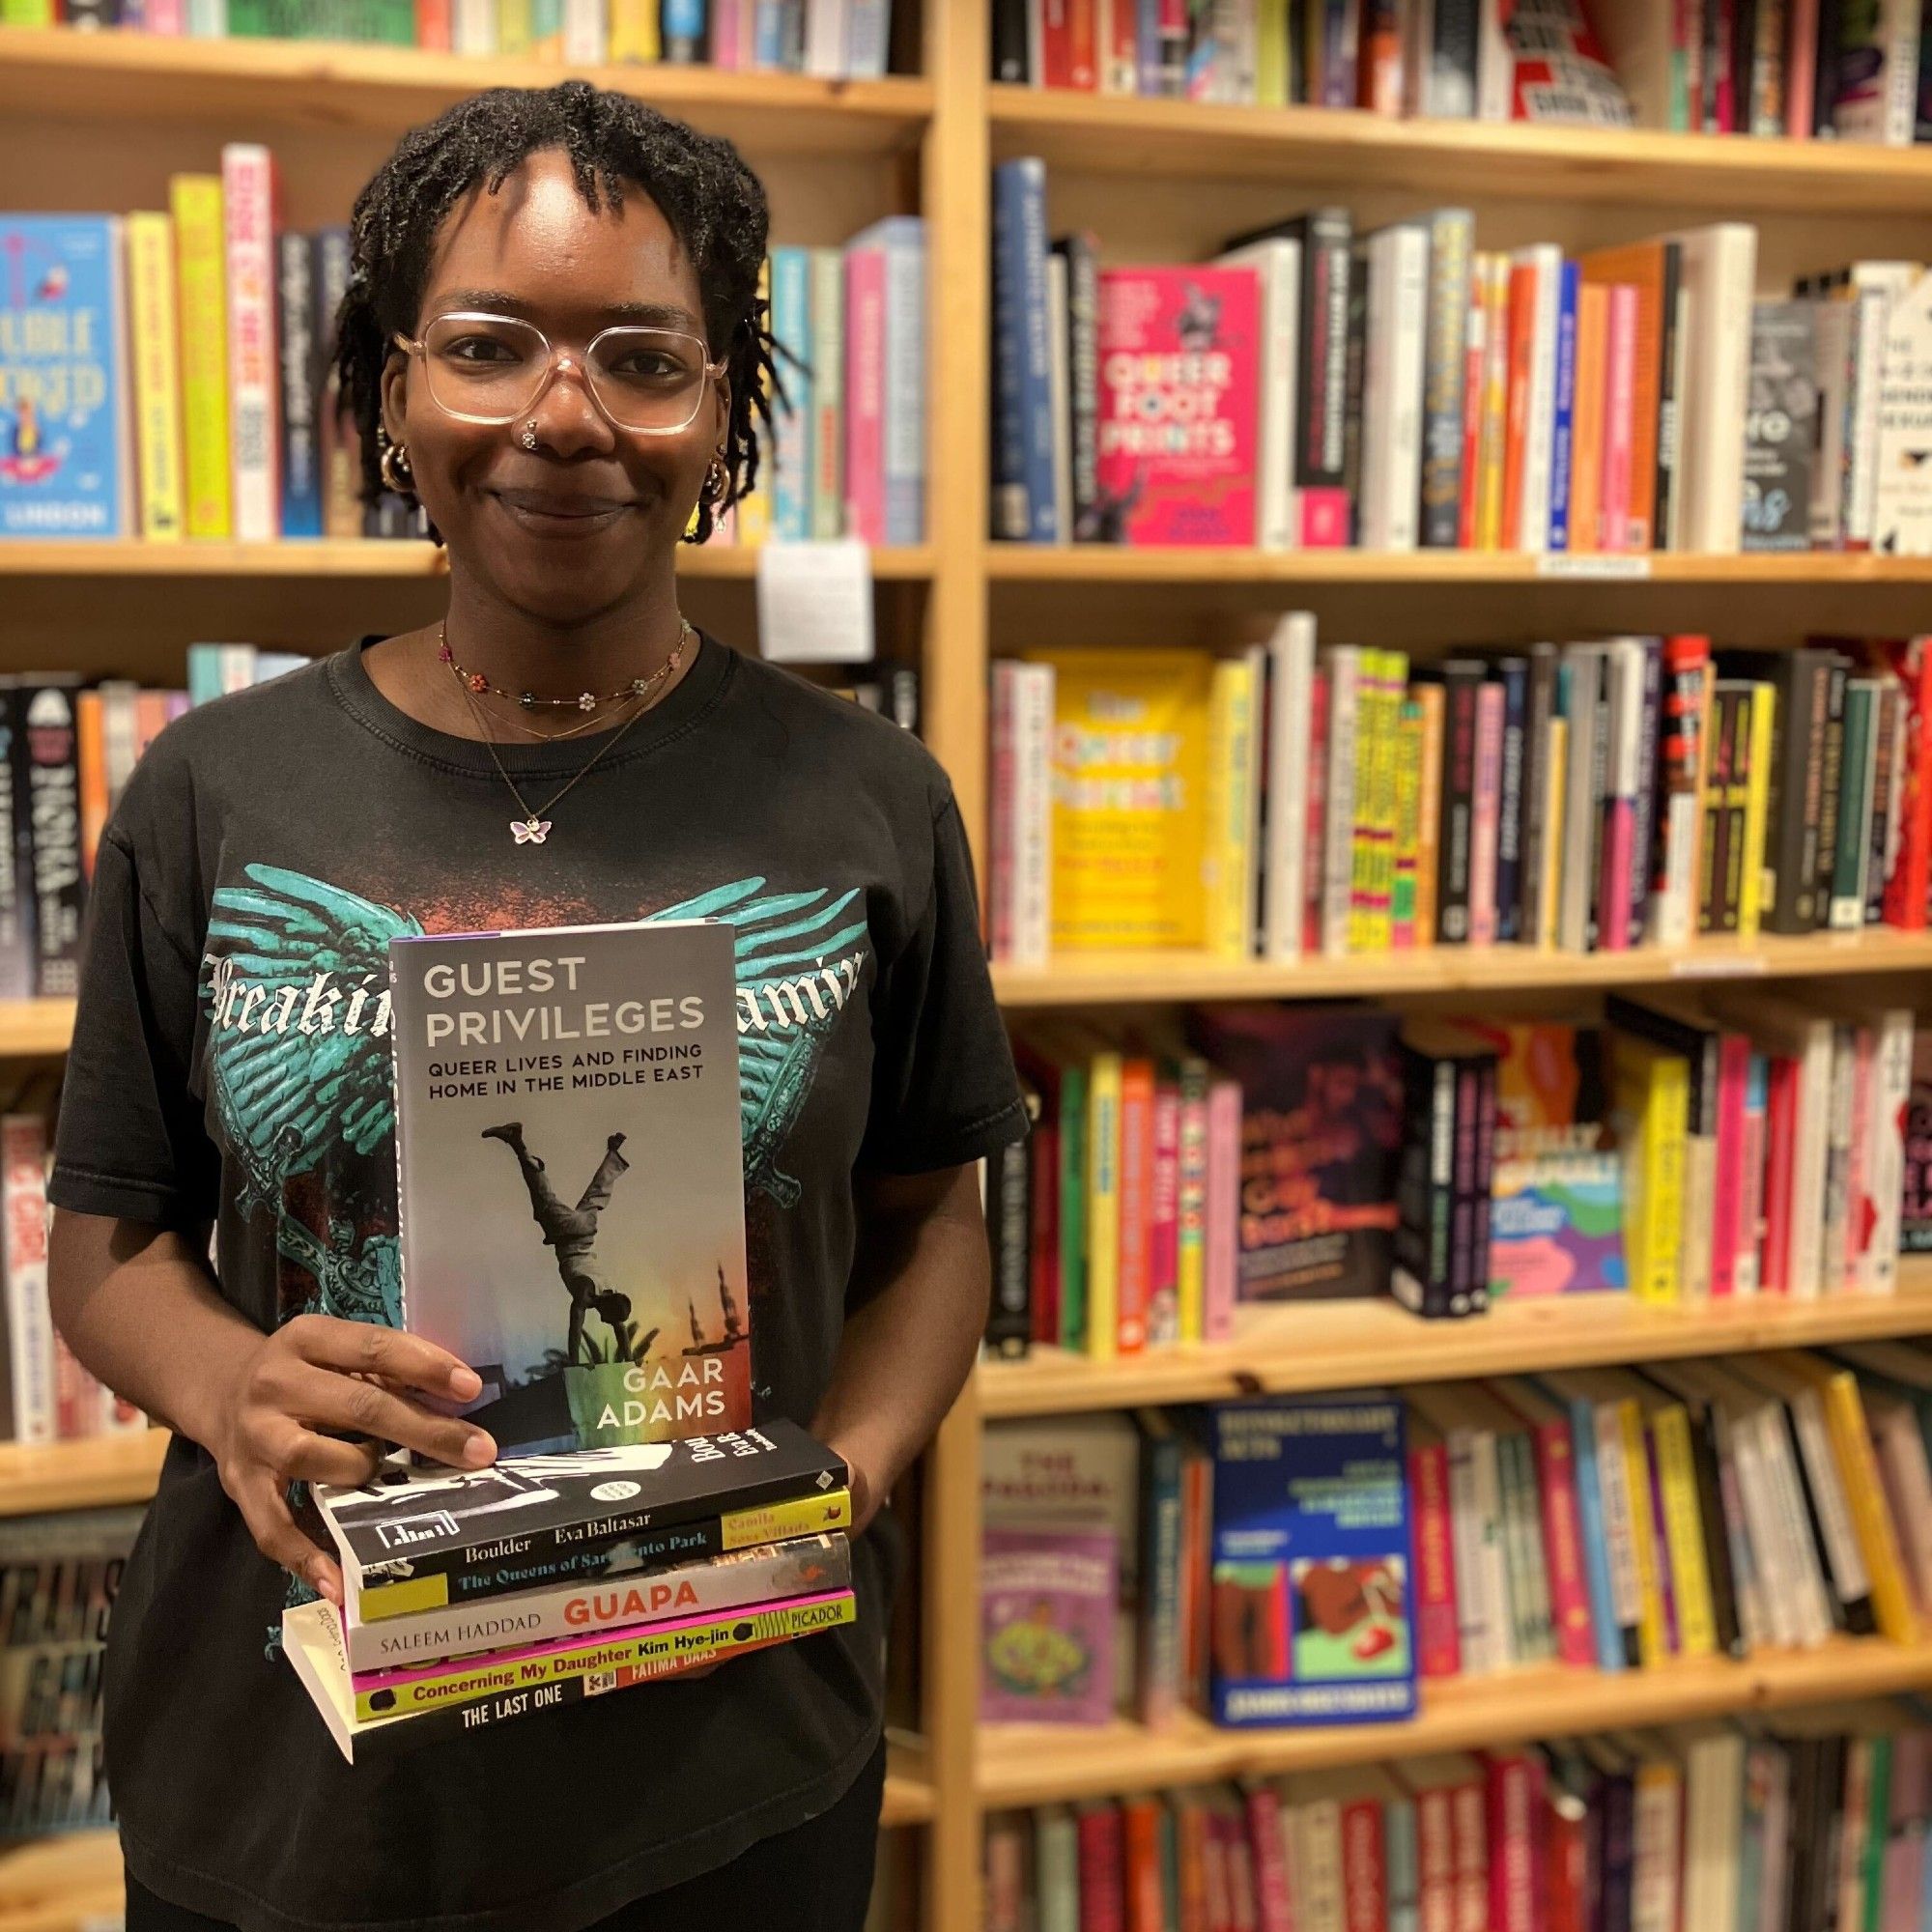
[511,817,552,845]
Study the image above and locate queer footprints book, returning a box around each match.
[388,919,748,1456]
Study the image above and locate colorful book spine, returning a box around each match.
[170,174,231,539]
[1086,1051,1123,1362]
[768,245,813,543]
[220,144,280,543]
[125,211,185,542]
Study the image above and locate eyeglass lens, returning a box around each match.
[418,314,711,432]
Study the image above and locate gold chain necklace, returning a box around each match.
[448,619,692,846]
[439,618,685,714]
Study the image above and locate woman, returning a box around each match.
[46,80,1025,1932]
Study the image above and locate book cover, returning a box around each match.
[389,920,749,1456]
[1874,269,1932,554]
[12,677,84,1000]
[1094,265,1261,544]
[980,1524,1118,1725]
[1184,1005,1404,1301]
[1207,1393,1415,1727]
[275,231,322,540]
[1742,300,1819,552]
[220,144,280,544]
[0,215,129,538]
[990,157,1055,543]
[124,211,184,543]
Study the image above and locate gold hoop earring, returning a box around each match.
[379,439,412,494]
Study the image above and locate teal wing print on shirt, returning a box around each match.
[201,863,422,1218]
[645,876,871,1209]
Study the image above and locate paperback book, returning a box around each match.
[980,1524,1119,1725]
[389,918,748,1456]
[315,1422,850,1622]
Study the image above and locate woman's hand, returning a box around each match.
[210,1314,495,1606]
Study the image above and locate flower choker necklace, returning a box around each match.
[438,618,685,715]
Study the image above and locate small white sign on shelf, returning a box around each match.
[1669,952,1769,979]
[755,540,875,665]
[1536,553,1654,580]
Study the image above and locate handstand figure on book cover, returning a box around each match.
[482,1123,654,1367]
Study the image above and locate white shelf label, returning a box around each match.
[755,540,875,665]
[1537,553,1654,580]
[1669,953,1769,979]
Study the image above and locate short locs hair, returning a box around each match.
[333,78,776,545]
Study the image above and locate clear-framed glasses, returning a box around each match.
[392,311,724,435]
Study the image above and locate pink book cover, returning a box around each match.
[1711,1034,1751,1298]
[1410,1436,1463,1678]
[1295,487,1351,548]
[1845,1027,1875,1290]
[1341,1799,1387,1932]
[1201,1808,1234,1932]
[1881,1734,1932,1931]
[709,0,740,66]
[1785,0,1819,133]
[1739,1060,1769,1294]
[221,144,282,543]
[1467,682,1503,948]
[1303,668,1331,955]
[981,1525,1118,1726]
[1600,285,1638,553]
[1527,1412,1599,1668]
[1458,280,1488,550]
[1203,1075,1242,1342]
[1245,1784,1295,1932]
[1413,1784,1456,1932]
[1079,1804,1128,1932]
[145,0,186,28]
[1762,1056,1798,1295]
[1226,1826,1261,1932]
[1484,1752,1545,1932]
[1177,1081,1209,1344]
[1149,1078,1181,1346]
[989,663,1018,960]
[413,0,452,49]
[1095,267,1262,547]
[1452,1781,1489,1932]
[843,245,887,545]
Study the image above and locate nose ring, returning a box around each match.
[521,420,539,451]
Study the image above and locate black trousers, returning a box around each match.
[125,1742,886,1932]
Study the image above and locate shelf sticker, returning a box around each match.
[1537,554,1654,580]
[1669,953,1769,979]
[755,540,875,664]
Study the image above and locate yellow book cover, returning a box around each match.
[1369,650,1407,952]
[1790,1356,1921,1643]
[1476,255,1511,552]
[1085,1051,1123,1362]
[608,0,661,60]
[1647,1399,1717,1657]
[1412,681,1444,948]
[497,0,533,55]
[1738,683,1776,939]
[1615,1396,1670,1665]
[1540,715,1569,949]
[1391,696,1422,945]
[169,174,230,541]
[1175,1056,1209,1345]
[1609,1033,1688,1304]
[1206,655,1257,959]
[1345,649,1378,954]
[126,212,185,544]
[1028,648,1213,952]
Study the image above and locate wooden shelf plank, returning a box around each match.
[980,1263,1932,1417]
[0,1434,166,1520]
[0,1832,121,1932]
[0,1003,77,1061]
[978,1636,1932,1807]
[985,545,1932,585]
[0,540,935,582]
[882,1746,938,1827]
[987,84,1932,215]
[992,926,1932,1008]
[0,26,933,156]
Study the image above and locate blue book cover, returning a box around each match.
[753,0,783,66]
[1207,1392,1416,1727]
[662,0,706,60]
[277,233,324,539]
[1546,259,1580,552]
[768,246,813,542]
[846,215,925,547]
[1534,1377,1626,1675]
[991,159,1055,543]
[1,215,128,539]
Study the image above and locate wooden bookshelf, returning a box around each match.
[992,926,1932,1008]
[0,1004,76,1062]
[986,82,1932,214]
[0,1832,122,1932]
[0,1434,166,1520]
[984,545,1932,585]
[978,1636,1932,1808]
[0,26,935,156]
[0,540,937,582]
[981,1261,1932,1417]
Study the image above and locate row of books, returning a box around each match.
[987,630,1932,965]
[291,1420,854,1760]
[990,999,1930,1362]
[991,168,1932,556]
[0,1082,148,1445]
[0,1506,141,1838]
[0,188,926,547]
[982,1350,1932,1736]
[989,0,1638,125]
[990,0,1932,146]
[2,0,896,74]
[982,1705,1932,1932]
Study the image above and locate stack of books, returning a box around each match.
[289,1423,857,1761]
[2,0,895,75]
[987,629,1932,966]
[990,170,1932,557]
[984,1703,1932,1931]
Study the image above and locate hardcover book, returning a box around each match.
[1742,301,1819,553]
[389,919,748,1456]
[980,1524,1118,1725]
[1207,1394,1416,1727]
[1094,265,1261,546]
[1183,1005,1404,1301]
[316,1421,849,1621]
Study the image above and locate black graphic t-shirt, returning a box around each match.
[47,636,1026,1932]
